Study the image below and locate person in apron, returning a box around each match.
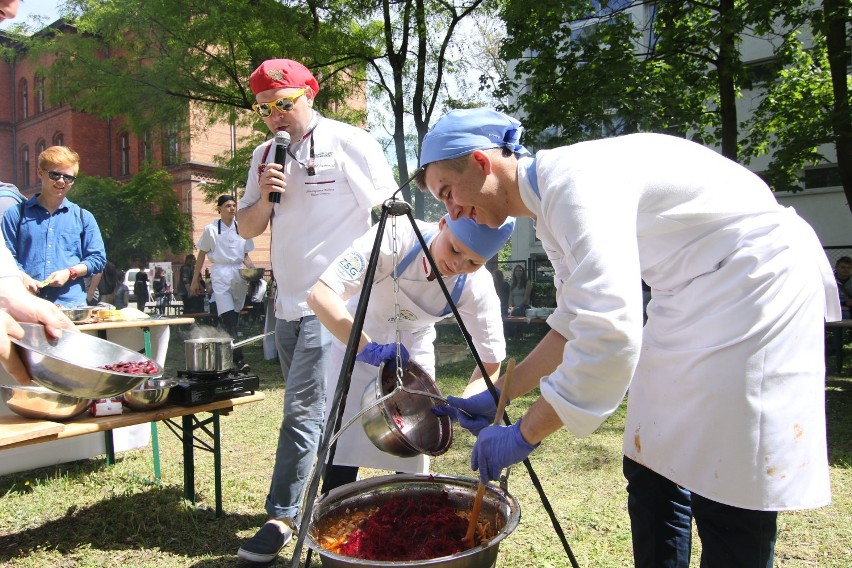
[191,195,256,371]
[308,214,514,491]
[416,108,841,567]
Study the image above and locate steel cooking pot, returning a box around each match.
[307,474,520,568]
[184,331,274,372]
[360,361,453,457]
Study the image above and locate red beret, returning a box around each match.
[249,59,320,96]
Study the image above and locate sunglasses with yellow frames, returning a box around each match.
[251,88,307,118]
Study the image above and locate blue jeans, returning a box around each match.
[265,316,330,522]
[623,456,777,567]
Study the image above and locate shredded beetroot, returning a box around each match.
[338,492,469,560]
[99,360,159,374]
[392,413,405,429]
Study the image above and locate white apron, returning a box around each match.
[627,209,835,510]
[325,235,464,473]
[201,220,251,314]
[211,263,248,314]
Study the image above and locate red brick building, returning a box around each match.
[0,22,270,272]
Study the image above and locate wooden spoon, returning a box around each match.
[463,357,515,548]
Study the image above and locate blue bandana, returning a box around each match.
[444,215,515,260]
[420,108,528,167]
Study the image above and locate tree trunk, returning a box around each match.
[824,0,852,215]
[717,0,739,161]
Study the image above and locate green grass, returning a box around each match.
[0,323,850,567]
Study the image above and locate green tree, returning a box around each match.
[40,0,369,130]
[361,0,490,216]
[497,1,815,163]
[499,0,639,146]
[742,1,852,214]
[71,167,193,268]
[24,0,493,217]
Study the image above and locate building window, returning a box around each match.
[20,146,30,187]
[804,166,842,190]
[119,133,130,175]
[36,139,46,157]
[35,75,45,113]
[19,79,28,119]
[53,133,64,146]
[141,131,154,164]
[162,125,179,166]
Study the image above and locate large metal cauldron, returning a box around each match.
[307,474,521,568]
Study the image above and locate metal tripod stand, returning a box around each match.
[290,194,579,568]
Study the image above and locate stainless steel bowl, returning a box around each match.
[239,267,265,282]
[10,323,163,399]
[307,474,521,568]
[0,385,92,420]
[121,378,178,411]
[360,361,453,458]
[60,306,96,323]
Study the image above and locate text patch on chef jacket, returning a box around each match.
[335,250,366,281]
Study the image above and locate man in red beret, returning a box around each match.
[236,59,397,563]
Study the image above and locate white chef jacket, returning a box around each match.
[319,219,506,472]
[196,219,254,314]
[239,113,397,321]
[519,133,839,511]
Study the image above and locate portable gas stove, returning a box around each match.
[167,368,260,406]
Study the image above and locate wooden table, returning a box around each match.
[0,393,264,516]
[75,317,196,467]
[77,316,195,334]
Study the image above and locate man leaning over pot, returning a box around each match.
[420,108,840,568]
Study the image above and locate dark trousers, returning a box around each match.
[322,464,359,493]
[623,456,777,568]
[220,309,243,364]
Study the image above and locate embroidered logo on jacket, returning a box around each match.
[335,251,366,281]
[388,309,417,323]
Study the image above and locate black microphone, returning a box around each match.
[269,131,291,203]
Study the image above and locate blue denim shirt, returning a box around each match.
[2,195,106,306]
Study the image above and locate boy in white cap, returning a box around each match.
[416,108,840,567]
[236,59,396,563]
[308,213,514,490]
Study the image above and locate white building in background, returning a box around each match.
[509,1,851,282]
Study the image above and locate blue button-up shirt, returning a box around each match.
[2,195,106,306]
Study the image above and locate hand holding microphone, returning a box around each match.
[269,131,291,203]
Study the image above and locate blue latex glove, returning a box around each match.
[471,420,538,483]
[432,388,504,436]
[356,342,409,370]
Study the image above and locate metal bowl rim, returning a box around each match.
[0,384,93,418]
[11,323,163,378]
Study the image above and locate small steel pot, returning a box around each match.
[360,361,453,457]
[184,331,273,373]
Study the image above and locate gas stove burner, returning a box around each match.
[178,368,246,381]
[168,372,260,406]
